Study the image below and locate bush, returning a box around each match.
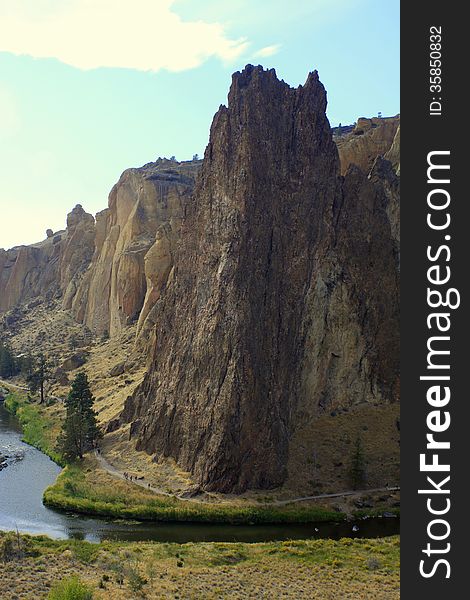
[0,531,28,562]
[126,566,147,593]
[366,556,381,570]
[0,534,17,562]
[47,576,93,600]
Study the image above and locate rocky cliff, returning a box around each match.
[335,116,400,175]
[69,159,199,338]
[121,66,400,493]
[0,161,200,343]
[0,204,94,314]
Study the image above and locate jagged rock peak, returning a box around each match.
[66,204,95,232]
[227,64,324,108]
[122,66,341,493]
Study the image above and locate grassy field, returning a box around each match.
[43,458,345,524]
[0,531,400,599]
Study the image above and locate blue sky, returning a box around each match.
[0,0,399,249]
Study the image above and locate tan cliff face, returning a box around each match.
[0,120,398,342]
[335,116,400,176]
[70,160,199,338]
[0,161,200,342]
[0,204,94,314]
[120,65,400,493]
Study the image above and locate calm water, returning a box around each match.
[0,402,399,543]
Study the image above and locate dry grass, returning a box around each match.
[285,403,400,495]
[0,532,400,599]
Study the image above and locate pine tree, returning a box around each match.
[27,354,52,403]
[57,372,102,461]
[350,435,366,490]
[0,341,17,379]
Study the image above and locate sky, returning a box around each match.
[0,0,399,250]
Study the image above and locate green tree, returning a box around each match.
[27,354,52,403]
[0,341,18,379]
[349,435,366,490]
[57,372,102,461]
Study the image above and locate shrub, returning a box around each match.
[0,531,27,562]
[0,534,16,562]
[47,576,93,600]
[128,569,147,593]
[366,556,381,570]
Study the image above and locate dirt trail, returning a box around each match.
[95,449,399,506]
[94,450,188,500]
[0,379,29,392]
[272,487,400,506]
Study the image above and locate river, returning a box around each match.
[0,402,399,543]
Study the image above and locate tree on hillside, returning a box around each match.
[56,372,102,461]
[349,435,366,490]
[27,354,52,404]
[0,341,18,379]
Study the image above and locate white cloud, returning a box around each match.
[0,0,250,72]
[254,44,281,58]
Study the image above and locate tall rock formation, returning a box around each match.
[70,160,199,338]
[122,65,400,492]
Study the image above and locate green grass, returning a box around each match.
[1,530,400,572]
[44,463,345,524]
[4,392,64,465]
[47,576,93,600]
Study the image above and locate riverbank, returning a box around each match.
[0,531,400,599]
[43,458,345,524]
[3,389,399,526]
[3,391,64,466]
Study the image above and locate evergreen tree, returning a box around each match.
[27,354,52,403]
[349,435,366,490]
[57,372,102,461]
[0,341,17,379]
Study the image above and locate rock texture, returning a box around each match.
[0,205,94,314]
[335,116,400,175]
[0,162,200,345]
[70,160,199,338]
[385,125,400,175]
[297,159,400,423]
[121,66,400,493]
